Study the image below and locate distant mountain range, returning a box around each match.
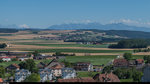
[0,24,18,28]
[48,23,150,32]
[1,22,150,32]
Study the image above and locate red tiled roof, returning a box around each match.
[50,64,63,69]
[113,59,128,67]
[57,77,96,82]
[93,73,120,82]
[136,59,144,64]
[12,63,20,68]
[0,78,3,82]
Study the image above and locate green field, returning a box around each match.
[0,59,52,68]
[0,61,21,67]
[59,55,117,65]
[132,55,145,59]
[31,49,133,53]
[77,71,101,77]
[15,42,109,48]
[120,79,134,82]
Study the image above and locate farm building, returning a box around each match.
[57,77,96,82]
[73,62,93,71]
[113,59,128,68]
[6,63,20,71]
[93,72,120,82]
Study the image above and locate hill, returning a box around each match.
[48,23,150,32]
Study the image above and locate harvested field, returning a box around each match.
[133,52,150,55]
[0,34,38,39]
[38,30,75,34]
[4,44,133,51]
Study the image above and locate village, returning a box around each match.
[0,50,149,82]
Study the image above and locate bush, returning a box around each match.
[0,43,7,48]
[24,73,40,82]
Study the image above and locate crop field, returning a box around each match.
[15,43,109,48]
[33,49,133,53]
[58,55,117,65]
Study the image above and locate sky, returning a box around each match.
[0,0,150,28]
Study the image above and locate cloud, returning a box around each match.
[85,19,91,23]
[110,19,150,27]
[19,24,30,28]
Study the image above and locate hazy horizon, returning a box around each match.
[1,0,150,28]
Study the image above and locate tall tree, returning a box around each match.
[18,59,38,73]
[102,65,113,73]
[24,73,40,82]
[132,71,143,82]
[123,53,132,60]
[0,66,5,78]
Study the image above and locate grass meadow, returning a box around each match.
[59,55,117,65]
[32,49,133,53]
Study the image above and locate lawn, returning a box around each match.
[31,49,133,53]
[34,59,52,65]
[132,55,145,59]
[76,71,101,77]
[58,55,117,65]
[0,59,52,68]
[0,61,21,68]
[120,79,134,82]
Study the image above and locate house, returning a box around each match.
[39,69,53,82]
[128,60,136,67]
[17,57,29,61]
[45,59,65,68]
[44,56,56,60]
[56,56,66,59]
[50,64,63,77]
[34,56,45,60]
[113,59,128,68]
[15,69,31,82]
[61,68,76,79]
[74,62,93,71]
[93,72,120,82]
[37,62,47,69]
[34,55,56,60]
[0,78,3,82]
[57,77,96,82]
[6,63,20,71]
[136,59,144,66]
[45,59,65,77]
[93,65,103,72]
[2,57,11,62]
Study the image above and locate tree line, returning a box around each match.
[109,39,149,48]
